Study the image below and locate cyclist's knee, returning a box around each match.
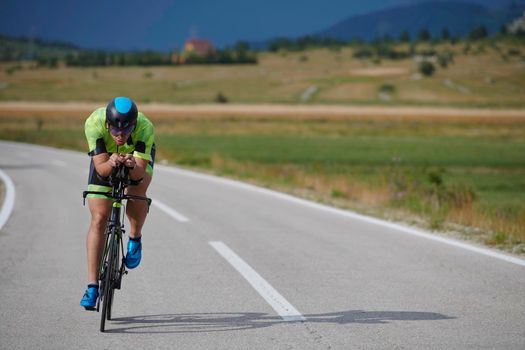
[90,212,109,229]
[88,199,111,230]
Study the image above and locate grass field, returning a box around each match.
[1,110,524,253]
[1,41,524,107]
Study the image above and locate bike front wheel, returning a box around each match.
[107,235,120,321]
[100,230,118,332]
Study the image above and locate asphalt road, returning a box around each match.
[0,140,524,349]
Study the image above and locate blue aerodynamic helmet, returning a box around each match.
[106,96,138,129]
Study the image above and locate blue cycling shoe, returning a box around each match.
[124,237,142,269]
[80,284,99,310]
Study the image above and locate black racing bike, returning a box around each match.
[83,164,152,332]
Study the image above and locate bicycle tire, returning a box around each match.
[107,233,120,320]
[97,230,110,313]
[100,229,116,332]
[107,285,115,320]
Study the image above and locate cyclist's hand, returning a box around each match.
[122,154,136,169]
[108,153,122,168]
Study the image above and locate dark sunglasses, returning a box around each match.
[108,123,135,136]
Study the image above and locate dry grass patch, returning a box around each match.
[349,67,409,77]
[2,42,524,106]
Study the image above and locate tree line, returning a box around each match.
[42,48,257,68]
[267,25,523,52]
[0,34,258,67]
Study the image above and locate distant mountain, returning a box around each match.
[316,1,525,41]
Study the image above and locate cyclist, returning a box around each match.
[80,96,155,309]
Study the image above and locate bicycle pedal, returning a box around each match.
[84,306,97,311]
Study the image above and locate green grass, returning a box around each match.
[159,132,525,212]
[158,134,525,168]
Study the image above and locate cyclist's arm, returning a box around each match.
[92,153,121,178]
[128,157,148,181]
[127,115,154,181]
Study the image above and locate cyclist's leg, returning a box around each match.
[125,173,152,238]
[85,158,113,284]
[87,198,112,283]
[126,145,155,238]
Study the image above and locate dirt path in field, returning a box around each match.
[1,101,524,121]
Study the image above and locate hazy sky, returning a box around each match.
[0,0,514,50]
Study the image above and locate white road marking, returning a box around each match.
[159,165,525,268]
[151,198,189,222]
[209,241,306,322]
[0,169,15,230]
[52,159,67,167]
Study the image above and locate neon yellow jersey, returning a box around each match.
[84,107,155,161]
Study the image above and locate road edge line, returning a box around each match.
[0,169,15,231]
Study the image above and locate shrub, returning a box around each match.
[437,51,454,68]
[418,61,436,77]
[331,189,347,199]
[215,92,228,103]
[352,47,374,59]
[371,57,381,65]
[378,84,396,94]
[488,231,508,245]
[437,55,448,68]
